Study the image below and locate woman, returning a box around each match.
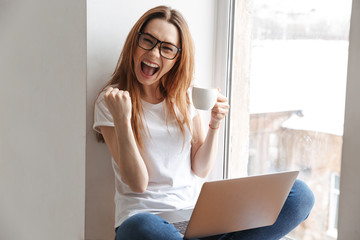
[93,5,314,240]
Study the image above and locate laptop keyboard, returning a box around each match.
[173,220,189,235]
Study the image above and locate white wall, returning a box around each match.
[86,0,223,239]
[338,0,360,239]
[0,1,86,240]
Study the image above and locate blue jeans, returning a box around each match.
[115,179,315,240]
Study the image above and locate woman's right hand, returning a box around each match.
[102,87,148,193]
[103,87,132,123]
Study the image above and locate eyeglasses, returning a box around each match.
[137,32,181,60]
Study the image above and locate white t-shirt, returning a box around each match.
[93,89,200,228]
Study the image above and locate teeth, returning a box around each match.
[143,61,159,68]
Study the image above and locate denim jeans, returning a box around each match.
[115,179,315,240]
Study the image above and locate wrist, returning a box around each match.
[209,122,220,130]
[114,117,131,128]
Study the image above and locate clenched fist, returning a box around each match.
[104,87,132,123]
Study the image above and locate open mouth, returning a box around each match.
[141,61,160,76]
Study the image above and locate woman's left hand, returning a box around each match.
[209,90,229,129]
[191,90,229,178]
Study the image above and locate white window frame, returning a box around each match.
[208,0,235,180]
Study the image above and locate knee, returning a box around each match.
[294,179,315,207]
[289,179,315,219]
[116,213,180,240]
[125,212,159,226]
[117,213,159,236]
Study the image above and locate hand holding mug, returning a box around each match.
[192,86,229,129]
[210,91,229,128]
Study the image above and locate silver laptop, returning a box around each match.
[156,170,299,239]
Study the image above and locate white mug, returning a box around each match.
[192,86,218,110]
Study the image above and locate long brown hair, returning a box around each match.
[95,6,195,148]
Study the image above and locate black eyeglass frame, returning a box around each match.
[137,32,181,60]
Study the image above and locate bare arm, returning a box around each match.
[191,92,229,178]
[101,87,149,193]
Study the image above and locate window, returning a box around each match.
[225,0,352,239]
[328,173,340,237]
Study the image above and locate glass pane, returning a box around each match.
[232,0,352,239]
